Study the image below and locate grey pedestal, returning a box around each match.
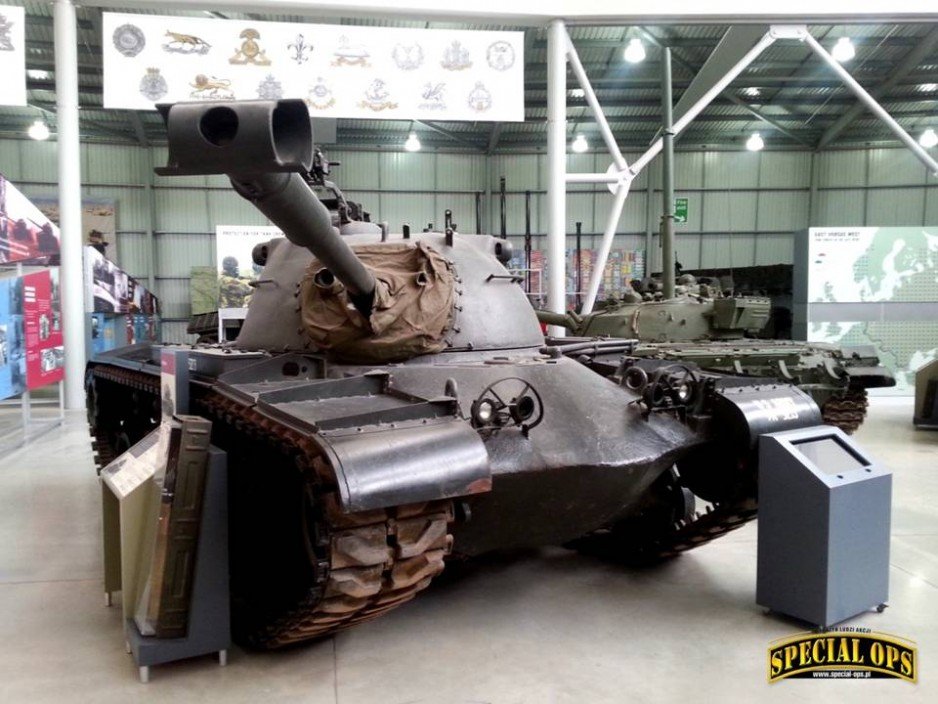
[757,426,891,628]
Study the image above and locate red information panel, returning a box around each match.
[23,269,64,390]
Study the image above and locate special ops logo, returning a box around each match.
[768,630,917,683]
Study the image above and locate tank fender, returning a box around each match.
[317,418,492,513]
[711,384,822,449]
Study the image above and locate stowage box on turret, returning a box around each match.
[87,100,824,649]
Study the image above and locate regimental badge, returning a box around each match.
[112,23,145,57]
[257,74,283,100]
[288,33,313,64]
[468,82,492,112]
[190,74,235,100]
[359,79,398,112]
[486,40,515,71]
[332,36,370,67]
[230,28,271,66]
[306,77,336,110]
[0,15,13,53]
[392,43,424,70]
[163,30,211,55]
[419,83,446,111]
[0,13,13,51]
[441,40,472,71]
[139,68,168,101]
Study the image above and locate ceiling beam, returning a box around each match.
[533,35,929,50]
[486,123,503,154]
[638,26,813,147]
[128,112,150,147]
[816,24,938,149]
[415,121,484,149]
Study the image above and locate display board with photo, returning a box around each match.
[0,173,61,266]
[35,197,119,265]
[84,246,158,316]
[22,269,64,390]
[0,273,27,400]
[215,225,282,309]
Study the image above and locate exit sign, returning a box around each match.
[674,197,688,224]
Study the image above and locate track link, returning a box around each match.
[821,389,868,434]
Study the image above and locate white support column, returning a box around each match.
[546,18,567,334]
[581,184,628,314]
[55,0,86,410]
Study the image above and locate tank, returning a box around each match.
[86,100,823,649]
[538,275,894,433]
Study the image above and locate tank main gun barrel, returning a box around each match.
[535,309,578,331]
[154,99,375,316]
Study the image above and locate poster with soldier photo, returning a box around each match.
[0,273,27,400]
[215,225,281,309]
[34,196,118,265]
[0,172,61,266]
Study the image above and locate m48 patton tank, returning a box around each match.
[87,100,823,650]
[538,275,894,433]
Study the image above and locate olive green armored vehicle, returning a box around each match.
[88,100,825,649]
[538,275,894,433]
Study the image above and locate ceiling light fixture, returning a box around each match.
[28,119,50,141]
[746,132,764,152]
[919,83,938,93]
[571,134,589,153]
[623,38,646,64]
[832,37,856,63]
[404,131,421,152]
[920,128,938,149]
[570,88,585,98]
[744,86,761,98]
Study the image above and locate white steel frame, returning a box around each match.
[548,23,938,322]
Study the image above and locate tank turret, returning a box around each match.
[156,99,540,360]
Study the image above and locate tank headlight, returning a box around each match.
[472,398,497,425]
[674,381,694,403]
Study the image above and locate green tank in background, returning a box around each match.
[538,275,895,433]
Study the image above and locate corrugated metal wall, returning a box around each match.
[2,139,936,342]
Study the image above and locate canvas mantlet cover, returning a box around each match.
[300,241,456,362]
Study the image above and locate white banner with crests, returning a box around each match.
[102,12,524,122]
[0,5,26,107]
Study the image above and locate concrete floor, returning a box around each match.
[0,398,935,703]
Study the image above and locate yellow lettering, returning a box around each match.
[770,651,783,677]
[812,639,826,664]
[870,642,884,666]
[799,641,812,666]
[900,651,913,677]
[885,645,900,670]
[837,638,851,662]
[852,638,863,664]
[784,645,798,671]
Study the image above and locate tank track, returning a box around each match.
[820,389,868,434]
[88,364,454,649]
[569,494,758,565]
[87,365,161,469]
